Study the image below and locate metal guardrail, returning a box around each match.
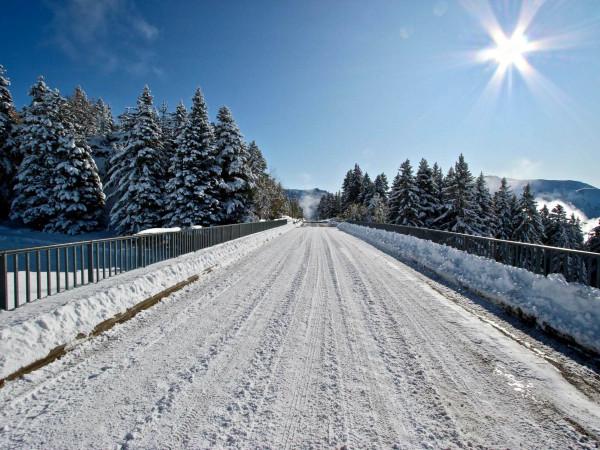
[0,219,287,311]
[348,221,600,289]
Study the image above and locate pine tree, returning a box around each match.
[247,141,267,181]
[431,162,445,228]
[367,193,388,223]
[437,154,478,234]
[415,158,438,227]
[359,173,376,206]
[512,184,543,244]
[568,214,584,249]
[493,177,514,240]
[66,86,97,141]
[0,65,18,219]
[374,173,389,202]
[11,78,104,233]
[108,86,165,234]
[546,204,571,248]
[11,78,61,228]
[48,103,105,234]
[166,88,220,227]
[432,166,454,230]
[586,220,600,253]
[390,159,421,226]
[342,164,363,209]
[214,106,253,223]
[387,171,402,223]
[473,173,495,236]
[539,204,552,244]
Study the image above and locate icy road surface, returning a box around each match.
[1,227,600,449]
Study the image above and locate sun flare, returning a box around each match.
[489,32,531,67]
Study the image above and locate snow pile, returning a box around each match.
[0,222,295,379]
[135,227,181,235]
[339,222,600,354]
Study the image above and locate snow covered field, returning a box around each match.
[1,227,599,448]
[339,222,600,354]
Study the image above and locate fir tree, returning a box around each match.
[568,214,584,249]
[438,154,478,234]
[512,184,543,244]
[66,86,97,141]
[546,204,571,248]
[367,193,388,223]
[108,86,165,234]
[539,204,552,244]
[0,65,18,219]
[586,220,600,253]
[166,88,220,227]
[11,78,61,228]
[247,140,267,180]
[473,173,495,236]
[374,173,389,202]
[432,166,454,230]
[415,158,438,227]
[214,106,253,223]
[390,159,421,226]
[359,173,376,206]
[387,171,402,223]
[342,164,363,209]
[49,107,105,234]
[493,177,514,240]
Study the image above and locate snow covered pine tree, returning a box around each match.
[0,65,18,219]
[166,88,220,226]
[11,77,104,234]
[108,86,165,234]
[214,106,253,223]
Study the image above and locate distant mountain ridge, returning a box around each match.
[485,176,600,218]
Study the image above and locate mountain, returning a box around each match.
[485,176,600,218]
[284,188,329,219]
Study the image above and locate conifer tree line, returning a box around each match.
[0,66,300,235]
[318,155,599,253]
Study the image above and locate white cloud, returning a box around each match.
[505,158,542,180]
[433,1,449,17]
[44,0,161,76]
[536,197,599,237]
[399,27,412,40]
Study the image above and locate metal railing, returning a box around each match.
[0,219,287,310]
[348,221,600,289]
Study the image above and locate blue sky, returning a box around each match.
[1,0,600,191]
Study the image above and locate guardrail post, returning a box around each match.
[87,242,94,284]
[0,253,7,310]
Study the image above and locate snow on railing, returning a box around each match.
[0,220,287,311]
[348,221,600,289]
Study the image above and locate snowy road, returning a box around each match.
[1,227,600,449]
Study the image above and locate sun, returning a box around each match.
[489,32,531,68]
[479,29,534,71]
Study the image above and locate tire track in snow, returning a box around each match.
[335,229,599,448]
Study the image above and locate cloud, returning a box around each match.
[399,27,412,40]
[44,0,161,76]
[433,1,449,17]
[505,158,542,180]
[299,193,322,220]
[536,197,600,237]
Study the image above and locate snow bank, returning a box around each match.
[0,223,296,379]
[339,223,600,354]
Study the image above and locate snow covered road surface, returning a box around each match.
[1,227,600,449]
